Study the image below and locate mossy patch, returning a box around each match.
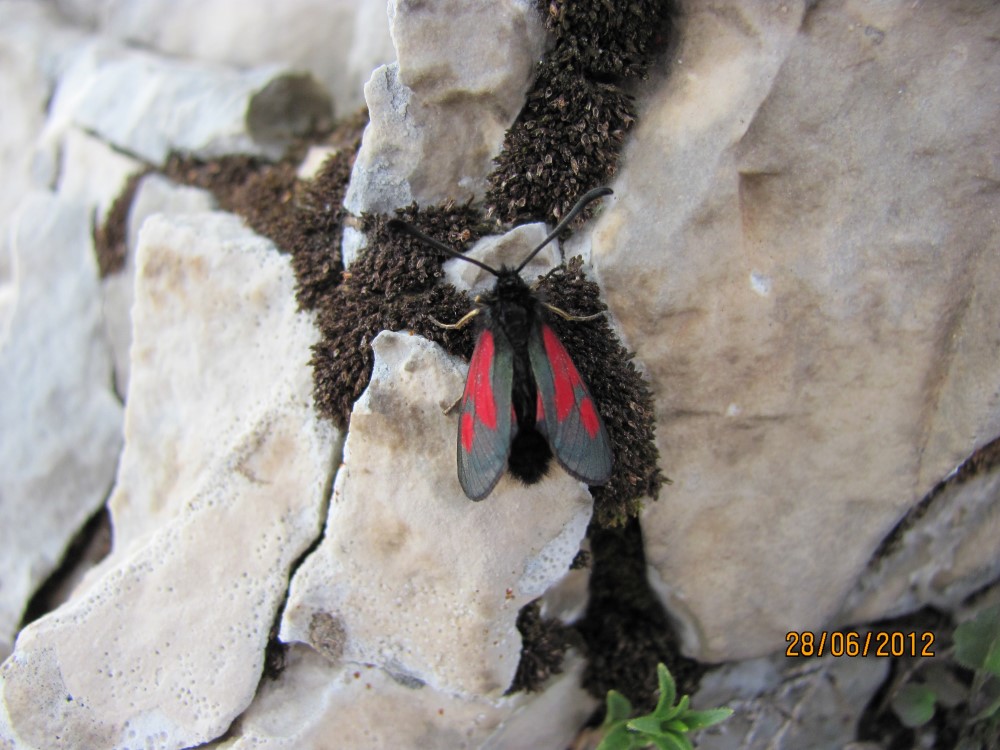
[576,518,702,713]
[507,600,575,694]
[162,109,368,311]
[485,0,674,226]
[310,204,491,427]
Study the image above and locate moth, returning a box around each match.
[389,187,614,500]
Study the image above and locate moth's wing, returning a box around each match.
[529,321,612,485]
[457,328,515,500]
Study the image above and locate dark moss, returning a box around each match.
[163,111,367,311]
[575,518,702,713]
[310,204,492,428]
[507,600,574,694]
[485,61,635,226]
[93,168,151,277]
[536,258,663,527]
[541,0,675,79]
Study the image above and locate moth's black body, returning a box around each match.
[481,269,553,484]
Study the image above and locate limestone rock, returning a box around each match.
[0,2,88,293]
[202,646,594,750]
[344,0,546,215]
[839,455,1000,625]
[59,128,145,226]
[693,653,889,750]
[591,1,1000,659]
[0,193,122,658]
[43,41,333,165]
[101,173,217,398]
[441,223,560,296]
[281,331,592,698]
[0,212,339,750]
[53,0,394,115]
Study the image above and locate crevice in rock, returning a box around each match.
[872,433,1000,561]
[18,505,112,630]
[92,167,152,278]
[262,435,343,683]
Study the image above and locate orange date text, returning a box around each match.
[784,630,935,658]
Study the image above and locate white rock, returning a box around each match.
[54,0,395,115]
[42,41,333,166]
[344,0,546,215]
[591,1,1000,659]
[203,646,509,750]
[0,2,88,299]
[0,212,339,750]
[839,459,1000,625]
[59,128,145,226]
[212,637,594,750]
[203,645,597,750]
[693,654,889,750]
[442,223,559,297]
[482,653,598,750]
[0,192,122,658]
[281,331,592,698]
[101,173,217,398]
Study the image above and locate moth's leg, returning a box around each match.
[443,394,463,415]
[428,307,481,330]
[542,302,604,322]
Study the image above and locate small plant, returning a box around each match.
[597,663,733,750]
[888,604,1000,748]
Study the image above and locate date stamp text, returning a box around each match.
[785,630,935,658]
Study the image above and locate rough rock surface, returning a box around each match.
[0,2,87,284]
[42,42,332,165]
[281,331,592,697]
[201,646,595,750]
[592,0,1000,660]
[693,652,890,750]
[0,192,122,658]
[840,449,1000,625]
[343,0,546,215]
[3,0,1000,747]
[53,0,394,114]
[101,173,217,398]
[0,213,338,750]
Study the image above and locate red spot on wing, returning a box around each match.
[541,325,584,422]
[460,413,475,452]
[579,397,601,438]
[536,391,544,422]
[461,330,497,454]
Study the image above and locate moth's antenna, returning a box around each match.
[387,219,499,276]
[515,187,613,274]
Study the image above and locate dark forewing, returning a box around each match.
[529,322,612,485]
[457,328,515,499]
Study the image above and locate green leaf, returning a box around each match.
[596,724,636,750]
[673,695,689,716]
[654,663,677,715]
[605,690,634,723]
[627,715,666,736]
[679,707,735,731]
[651,733,693,750]
[658,694,688,722]
[891,683,937,728]
[955,606,1000,677]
